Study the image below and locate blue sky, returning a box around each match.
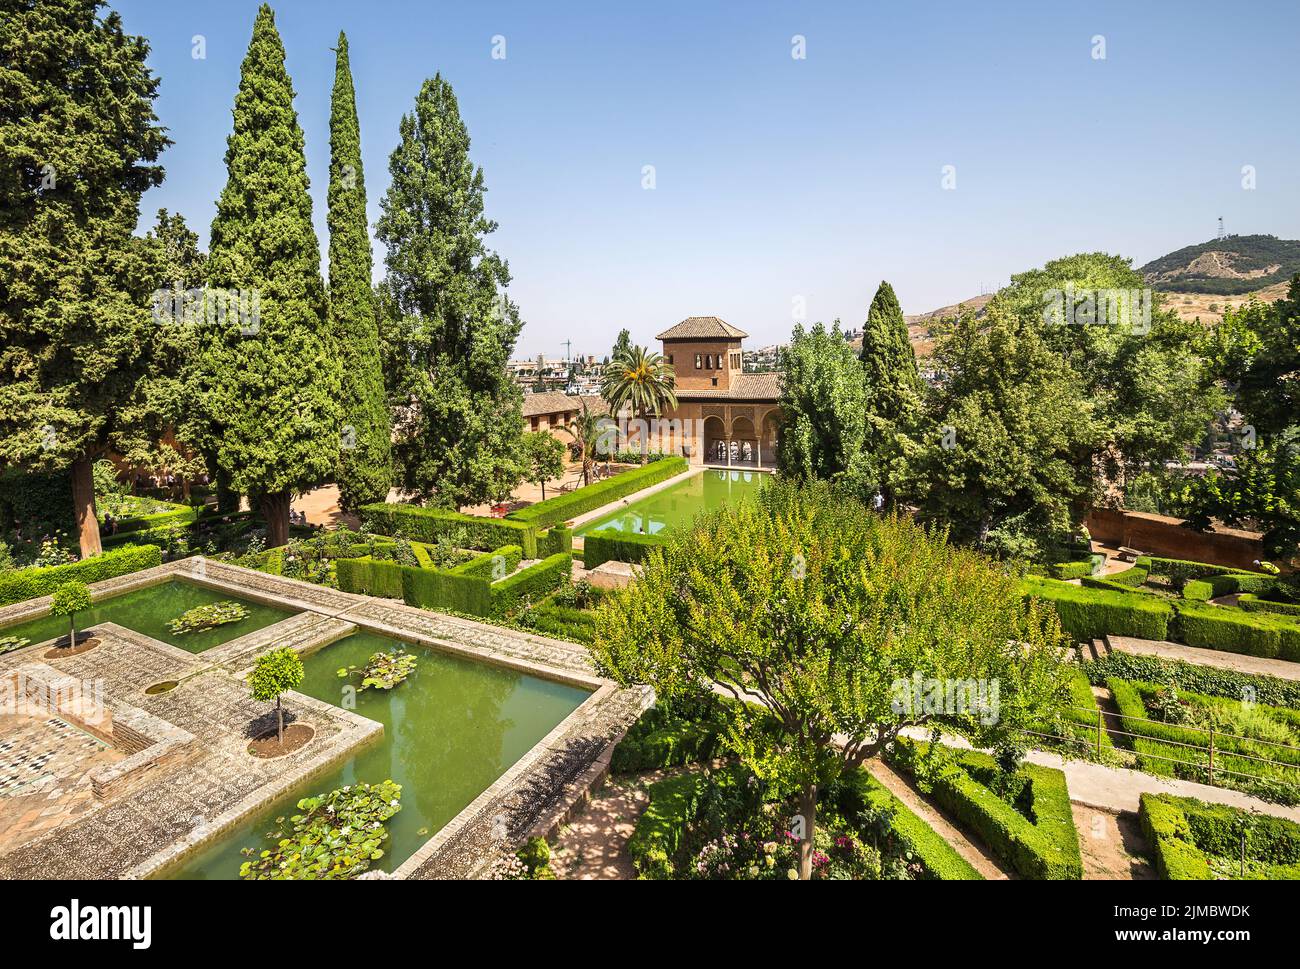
[117,0,1300,357]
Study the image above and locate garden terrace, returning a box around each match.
[0,557,645,880]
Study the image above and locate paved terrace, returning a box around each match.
[0,558,649,879]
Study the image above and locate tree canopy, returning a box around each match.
[375,74,524,508]
[593,479,1071,878]
[0,0,168,556]
[198,4,340,546]
[328,31,392,510]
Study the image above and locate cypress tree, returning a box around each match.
[858,280,923,503]
[199,4,339,546]
[375,74,524,508]
[0,0,168,557]
[328,32,392,510]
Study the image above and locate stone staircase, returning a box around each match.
[1078,638,1111,663]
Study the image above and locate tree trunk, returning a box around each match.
[276,696,284,744]
[798,782,817,880]
[639,409,649,465]
[70,455,102,558]
[67,615,76,648]
[260,491,290,548]
[541,479,546,501]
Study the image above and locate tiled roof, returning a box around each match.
[656,316,749,341]
[521,392,608,418]
[676,372,782,400]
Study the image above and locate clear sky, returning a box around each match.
[116,0,1300,357]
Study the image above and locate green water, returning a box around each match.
[575,468,768,536]
[0,579,295,653]
[167,631,590,879]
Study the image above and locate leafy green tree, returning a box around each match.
[990,252,1222,486]
[198,5,340,547]
[858,281,923,504]
[375,74,524,508]
[600,345,677,464]
[1205,275,1300,439]
[1171,428,1300,564]
[115,209,210,498]
[895,309,1098,553]
[520,432,566,501]
[328,32,392,510]
[50,580,93,647]
[0,0,168,557]
[776,322,870,487]
[593,479,1071,879]
[249,646,305,744]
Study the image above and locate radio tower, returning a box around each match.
[1217,217,1226,241]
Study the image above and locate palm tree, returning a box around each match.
[601,345,678,464]
[561,399,611,486]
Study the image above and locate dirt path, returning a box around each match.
[863,759,1013,880]
[549,772,661,880]
[1072,805,1156,880]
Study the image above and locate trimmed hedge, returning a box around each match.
[1240,594,1300,618]
[1108,560,1150,586]
[1141,793,1300,880]
[360,503,539,557]
[536,526,572,558]
[489,553,571,618]
[1108,677,1300,798]
[1182,579,1214,602]
[889,739,1082,879]
[332,555,405,599]
[829,770,984,880]
[582,528,668,569]
[1050,555,1102,580]
[404,566,490,615]
[507,457,688,530]
[1171,602,1300,661]
[1020,576,1172,643]
[105,500,197,535]
[1085,651,1300,709]
[452,545,524,580]
[0,545,163,607]
[1146,557,1270,589]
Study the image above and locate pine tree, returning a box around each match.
[375,74,524,508]
[328,32,392,510]
[199,4,340,546]
[0,0,168,557]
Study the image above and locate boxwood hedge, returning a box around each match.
[888,739,1082,879]
[0,545,163,607]
[1141,793,1300,880]
[582,529,668,569]
[507,457,688,530]
[1020,577,1172,643]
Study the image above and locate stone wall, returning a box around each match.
[1086,507,1266,570]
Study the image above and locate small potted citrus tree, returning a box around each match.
[49,580,93,650]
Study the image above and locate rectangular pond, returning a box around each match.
[574,468,768,537]
[165,630,591,879]
[0,579,296,653]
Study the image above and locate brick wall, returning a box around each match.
[1086,508,1266,570]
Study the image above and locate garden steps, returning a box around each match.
[1104,634,1300,682]
[862,759,1014,880]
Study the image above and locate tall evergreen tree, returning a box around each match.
[858,280,923,503]
[328,32,392,510]
[198,4,339,546]
[375,74,524,508]
[776,322,871,487]
[0,0,168,557]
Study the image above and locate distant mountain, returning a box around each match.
[1139,234,1300,295]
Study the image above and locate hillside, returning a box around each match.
[1139,234,1300,295]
